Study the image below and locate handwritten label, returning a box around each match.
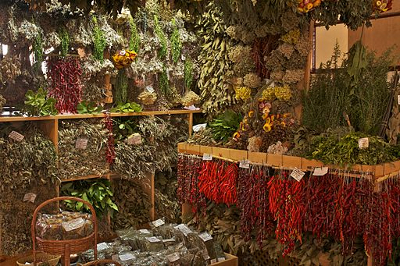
[138,229,151,235]
[62,218,85,232]
[167,253,180,262]
[119,253,135,261]
[23,193,37,203]
[9,131,24,142]
[126,133,142,145]
[313,167,329,176]
[217,257,226,262]
[239,160,250,169]
[146,236,161,243]
[97,242,109,252]
[199,232,213,242]
[290,168,305,182]
[75,138,88,149]
[174,224,192,236]
[152,219,165,228]
[202,153,213,161]
[358,137,369,149]
[146,85,155,93]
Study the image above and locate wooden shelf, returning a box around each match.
[60,174,111,182]
[0,109,202,122]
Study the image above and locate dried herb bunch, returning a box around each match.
[155,169,181,223]
[58,119,108,180]
[112,178,151,230]
[0,123,58,191]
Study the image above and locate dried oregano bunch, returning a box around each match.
[58,119,108,180]
[0,123,57,191]
[112,178,151,230]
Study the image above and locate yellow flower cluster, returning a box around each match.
[263,113,291,133]
[112,50,137,69]
[280,29,300,45]
[234,86,252,101]
[297,0,322,13]
[373,0,392,12]
[259,85,292,102]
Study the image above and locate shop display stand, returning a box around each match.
[31,196,98,266]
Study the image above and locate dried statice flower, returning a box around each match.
[67,19,92,46]
[283,69,305,84]
[241,31,256,44]
[244,73,262,88]
[277,43,295,59]
[229,45,255,76]
[270,71,285,82]
[281,29,300,44]
[98,16,124,48]
[247,136,263,152]
[138,91,157,105]
[254,24,269,38]
[226,26,242,41]
[267,141,288,154]
[295,34,312,56]
[44,31,61,49]
[0,56,21,84]
[19,20,42,41]
[281,11,302,32]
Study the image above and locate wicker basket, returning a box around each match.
[31,196,98,266]
[16,252,61,266]
[81,259,121,266]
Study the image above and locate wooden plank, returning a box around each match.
[268,154,283,167]
[301,158,324,169]
[37,119,58,152]
[185,144,202,156]
[216,148,231,159]
[60,174,110,182]
[210,253,238,266]
[248,152,267,164]
[188,113,193,137]
[282,155,302,169]
[375,165,385,177]
[200,145,213,155]
[177,142,187,153]
[229,149,247,161]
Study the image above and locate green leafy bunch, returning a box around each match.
[209,110,243,143]
[129,16,140,52]
[77,101,102,114]
[113,118,138,142]
[33,32,43,71]
[159,65,170,95]
[59,28,70,57]
[170,18,182,63]
[110,102,142,113]
[309,131,397,166]
[92,16,107,62]
[24,88,58,116]
[114,69,129,104]
[61,179,118,217]
[184,58,194,91]
[154,15,167,59]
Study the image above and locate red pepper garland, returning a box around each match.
[237,165,274,244]
[47,57,82,113]
[268,171,306,256]
[104,112,116,164]
[198,160,238,206]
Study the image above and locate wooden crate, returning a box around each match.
[211,253,238,266]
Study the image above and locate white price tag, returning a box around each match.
[198,232,213,242]
[174,224,192,236]
[75,138,88,149]
[146,236,161,243]
[398,95,400,105]
[358,137,369,149]
[126,133,142,145]
[167,253,180,262]
[210,259,217,263]
[23,193,37,203]
[97,242,109,251]
[217,257,226,262]
[193,123,207,133]
[119,253,135,261]
[9,131,24,142]
[152,218,165,228]
[202,153,213,161]
[239,160,250,169]
[146,85,155,93]
[62,218,85,232]
[290,168,305,182]
[138,229,151,234]
[313,167,329,176]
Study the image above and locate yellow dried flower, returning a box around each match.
[281,29,300,45]
[234,86,252,101]
[260,86,276,101]
[275,85,292,101]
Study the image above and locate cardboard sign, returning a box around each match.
[202,153,213,161]
[358,137,369,149]
[23,193,37,203]
[290,168,305,182]
[9,131,24,142]
[75,138,88,149]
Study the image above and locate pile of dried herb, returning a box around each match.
[111,178,151,230]
[58,119,108,180]
[154,170,181,223]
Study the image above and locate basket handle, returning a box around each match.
[82,259,121,266]
[31,196,98,266]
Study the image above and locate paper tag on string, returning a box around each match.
[75,138,88,149]
[138,229,151,235]
[97,242,109,252]
[146,236,161,243]
[152,219,165,228]
[23,193,37,203]
[203,153,213,161]
[290,168,305,182]
[358,138,369,149]
[217,257,226,262]
[145,85,155,93]
[167,253,180,263]
[313,167,329,176]
[119,253,135,261]
[239,160,250,169]
[126,133,142,145]
[62,218,85,232]
[198,232,213,242]
[9,131,24,142]
[174,224,192,236]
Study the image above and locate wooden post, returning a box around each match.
[104,50,113,104]
[188,113,193,137]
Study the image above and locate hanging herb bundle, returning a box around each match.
[59,28,70,57]
[129,16,140,52]
[184,58,194,91]
[114,69,128,104]
[170,18,182,63]
[154,15,167,59]
[92,16,107,62]
[159,65,170,96]
[33,31,43,72]
[58,119,108,180]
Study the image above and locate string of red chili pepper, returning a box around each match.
[198,160,238,206]
[268,170,306,256]
[237,165,274,243]
[47,57,82,113]
[104,112,116,164]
